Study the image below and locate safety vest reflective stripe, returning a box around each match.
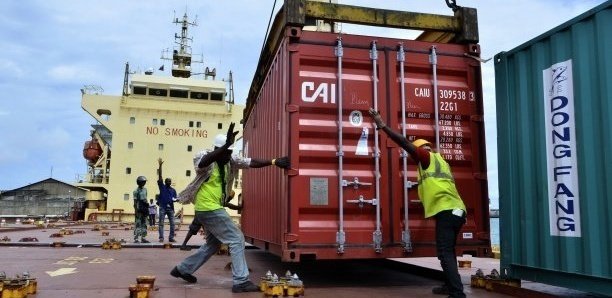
[418,156,454,184]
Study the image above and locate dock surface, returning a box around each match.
[0,222,602,297]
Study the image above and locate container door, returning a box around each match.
[386,40,490,256]
[288,32,403,260]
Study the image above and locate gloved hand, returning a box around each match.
[368,108,386,129]
[225,122,239,147]
[273,156,290,169]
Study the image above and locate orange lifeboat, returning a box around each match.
[83,138,102,163]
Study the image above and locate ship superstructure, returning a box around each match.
[77,13,243,222]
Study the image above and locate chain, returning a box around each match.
[445,0,460,12]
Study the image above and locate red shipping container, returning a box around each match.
[242,19,489,262]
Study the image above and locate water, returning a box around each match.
[490,217,500,245]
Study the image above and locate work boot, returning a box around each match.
[231,280,259,293]
[170,266,197,283]
[141,238,150,243]
[432,285,450,295]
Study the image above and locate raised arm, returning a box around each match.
[157,158,164,182]
[368,108,417,157]
[248,156,290,169]
[198,122,239,168]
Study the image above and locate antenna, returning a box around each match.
[160,12,201,78]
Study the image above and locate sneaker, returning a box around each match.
[170,266,197,283]
[134,239,140,243]
[231,280,259,293]
[141,238,150,243]
[159,238,163,243]
[169,238,176,243]
[179,246,192,251]
[432,285,450,295]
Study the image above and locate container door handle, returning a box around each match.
[343,177,372,189]
[346,195,378,208]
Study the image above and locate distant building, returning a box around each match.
[0,178,87,219]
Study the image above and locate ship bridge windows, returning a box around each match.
[130,117,135,124]
[132,84,147,95]
[152,119,158,125]
[149,88,167,97]
[211,92,224,101]
[160,119,165,125]
[169,86,188,98]
[190,91,208,100]
[128,142,133,149]
[187,145,193,152]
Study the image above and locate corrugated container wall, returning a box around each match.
[242,3,489,262]
[495,1,612,295]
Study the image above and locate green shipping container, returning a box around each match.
[494,1,612,295]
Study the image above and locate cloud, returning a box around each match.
[0,59,25,78]
[0,0,606,196]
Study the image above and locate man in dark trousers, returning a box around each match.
[369,108,467,298]
[133,176,150,243]
[148,199,157,226]
[170,122,289,293]
[157,158,177,243]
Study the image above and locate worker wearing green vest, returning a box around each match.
[369,108,466,298]
[170,122,290,293]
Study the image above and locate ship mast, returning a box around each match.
[162,13,199,78]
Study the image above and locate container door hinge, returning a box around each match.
[284,233,299,243]
[470,115,483,122]
[473,172,487,180]
[286,104,299,113]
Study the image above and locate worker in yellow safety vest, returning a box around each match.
[369,108,467,298]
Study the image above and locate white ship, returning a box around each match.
[77,13,244,223]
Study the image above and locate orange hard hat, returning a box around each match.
[412,139,432,148]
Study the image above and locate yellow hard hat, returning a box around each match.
[412,139,432,148]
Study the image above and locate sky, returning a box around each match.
[0,0,606,208]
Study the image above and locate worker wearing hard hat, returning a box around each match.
[170,122,289,293]
[133,175,151,243]
[369,108,467,298]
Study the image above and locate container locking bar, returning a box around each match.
[335,37,346,255]
[430,46,440,151]
[398,43,413,253]
[405,180,419,189]
[371,40,383,253]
